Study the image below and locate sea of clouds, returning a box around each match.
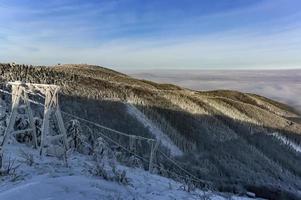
[129,69,301,113]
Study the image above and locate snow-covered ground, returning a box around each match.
[0,143,255,200]
[126,103,183,156]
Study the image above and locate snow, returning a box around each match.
[0,143,254,200]
[126,103,183,156]
[271,132,301,153]
[0,175,134,200]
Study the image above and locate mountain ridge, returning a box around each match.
[1,63,301,199]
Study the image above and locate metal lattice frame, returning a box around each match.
[0,81,159,171]
[0,82,68,167]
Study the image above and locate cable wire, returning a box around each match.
[0,87,206,185]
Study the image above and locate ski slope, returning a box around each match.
[126,104,183,156]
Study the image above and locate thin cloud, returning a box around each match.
[0,0,300,69]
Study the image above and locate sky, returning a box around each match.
[0,0,301,70]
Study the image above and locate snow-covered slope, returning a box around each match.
[126,104,183,156]
[271,132,301,153]
[1,64,301,198]
[0,144,254,200]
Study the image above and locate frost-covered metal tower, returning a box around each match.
[0,81,68,167]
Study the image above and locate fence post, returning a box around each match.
[148,139,159,173]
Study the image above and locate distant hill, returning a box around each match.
[1,63,301,199]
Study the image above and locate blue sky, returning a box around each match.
[0,0,301,69]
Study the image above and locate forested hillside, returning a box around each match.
[1,63,301,199]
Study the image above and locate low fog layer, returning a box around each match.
[128,69,301,113]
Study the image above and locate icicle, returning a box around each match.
[129,135,136,152]
[137,138,142,149]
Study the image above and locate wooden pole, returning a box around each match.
[148,140,159,173]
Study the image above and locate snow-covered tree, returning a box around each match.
[93,137,116,167]
[127,155,143,169]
